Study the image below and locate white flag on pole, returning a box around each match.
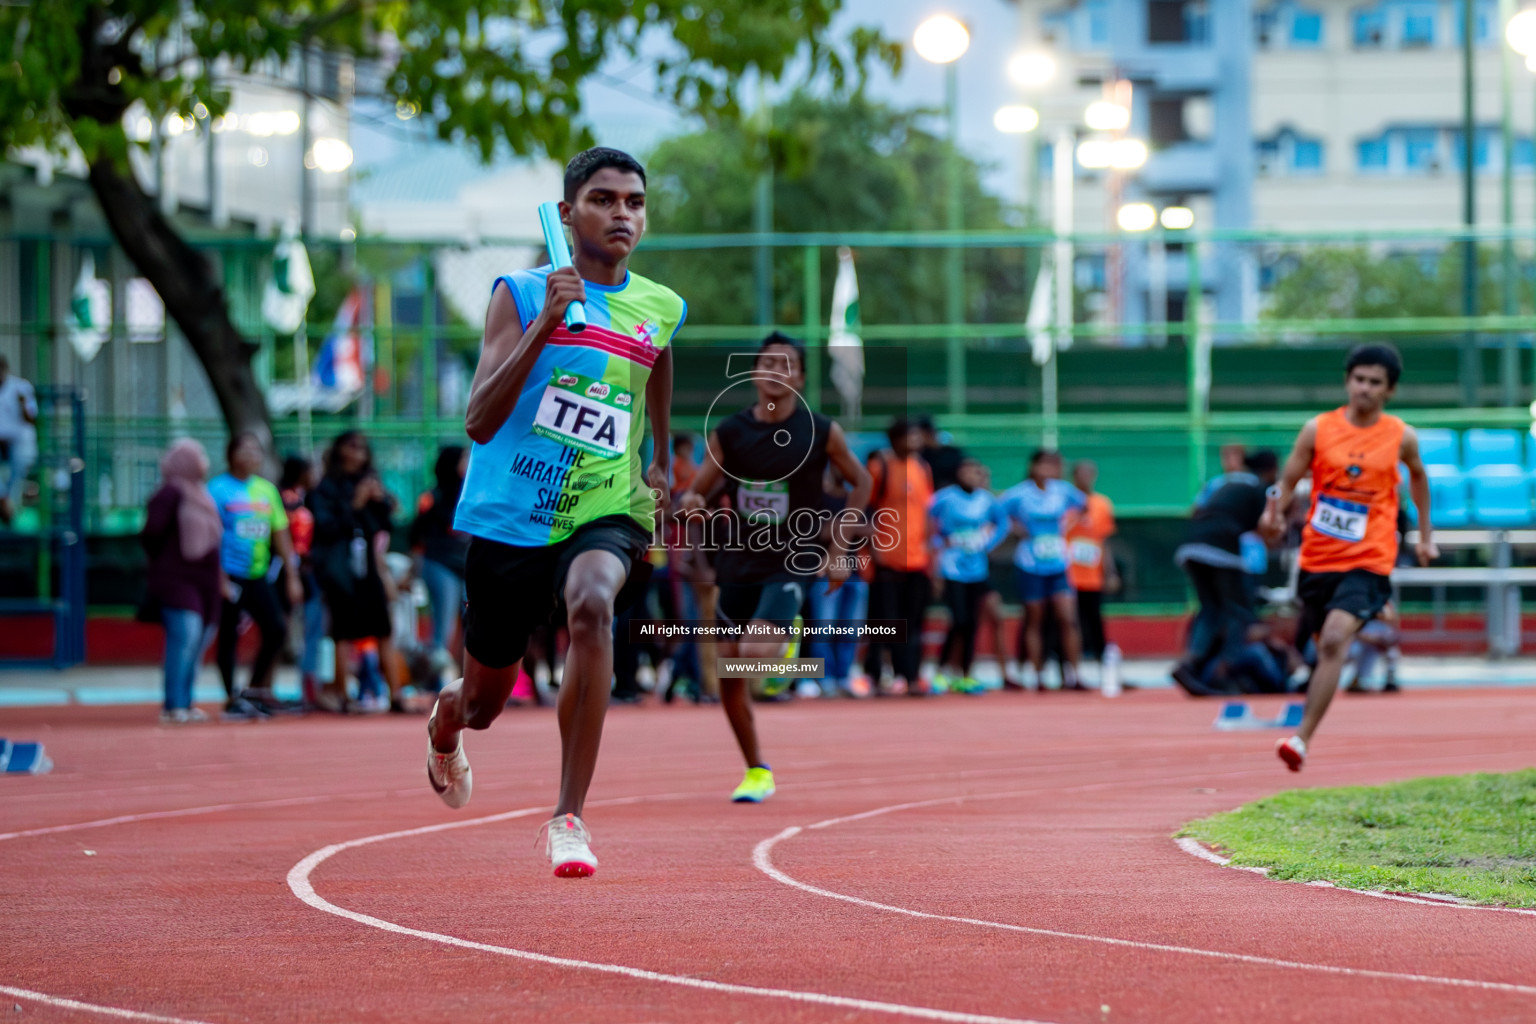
[68,252,110,363]
[828,246,863,419]
[262,221,316,335]
[1027,262,1054,366]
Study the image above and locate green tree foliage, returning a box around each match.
[0,1,891,451]
[641,91,1031,329]
[1262,244,1522,321]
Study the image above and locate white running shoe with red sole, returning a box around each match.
[426,701,473,809]
[1276,735,1307,772]
[542,813,598,878]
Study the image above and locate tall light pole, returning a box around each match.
[1503,0,1517,406]
[1006,51,1056,223]
[1506,7,1536,403]
[1463,0,1481,406]
[914,14,971,416]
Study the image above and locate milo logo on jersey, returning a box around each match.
[532,367,634,461]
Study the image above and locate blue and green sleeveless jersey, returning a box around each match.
[455,267,686,548]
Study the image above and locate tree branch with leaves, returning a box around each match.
[1,0,892,456]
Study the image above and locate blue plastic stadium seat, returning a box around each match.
[1415,428,1460,470]
[1463,429,1524,471]
[1429,470,1470,528]
[1468,467,1533,527]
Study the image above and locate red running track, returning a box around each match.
[2,689,1534,1023]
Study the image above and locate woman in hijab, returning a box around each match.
[141,439,224,724]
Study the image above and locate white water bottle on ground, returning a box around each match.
[1101,643,1123,698]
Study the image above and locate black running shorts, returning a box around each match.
[1297,568,1392,633]
[463,515,653,669]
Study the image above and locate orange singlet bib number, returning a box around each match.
[1300,407,1404,576]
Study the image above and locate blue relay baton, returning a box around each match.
[537,202,587,333]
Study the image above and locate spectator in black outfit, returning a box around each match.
[411,445,470,669]
[1171,449,1279,695]
[915,414,965,492]
[307,430,406,712]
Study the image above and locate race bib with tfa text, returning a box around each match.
[738,480,790,523]
[1311,494,1368,543]
[531,368,632,460]
[1031,535,1066,563]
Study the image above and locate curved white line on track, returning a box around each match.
[1174,836,1536,917]
[754,804,1536,998]
[0,985,215,1023]
[286,802,1058,1024]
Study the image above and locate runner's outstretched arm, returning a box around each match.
[676,431,725,510]
[646,346,672,508]
[1399,427,1438,566]
[465,269,584,443]
[1260,417,1317,540]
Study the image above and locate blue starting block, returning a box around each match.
[1213,701,1304,732]
[0,739,53,775]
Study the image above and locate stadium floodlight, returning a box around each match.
[1109,138,1148,169]
[1076,139,1113,168]
[993,105,1040,134]
[312,138,354,174]
[1117,203,1157,232]
[1084,100,1131,132]
[1007,52,1056,88]
[1160,205,1195,230]
[1508,8,1536,56]
[913,14,970,64]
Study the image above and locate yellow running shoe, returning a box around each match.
[731,765,776,803]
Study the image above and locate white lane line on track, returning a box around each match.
[4,740,1510,844]
[0,795,353,842]
[1173,837,1536,916]
[285,801,1059,1024]
[754,803,1536,998]
[0,985,215,1024]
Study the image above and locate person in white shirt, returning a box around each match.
[0,354,38,526]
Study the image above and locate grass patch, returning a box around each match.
[1180,769,1536,907]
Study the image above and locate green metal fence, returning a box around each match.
[4,225,1536,535]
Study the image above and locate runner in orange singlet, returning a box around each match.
[1259,344,1435,771]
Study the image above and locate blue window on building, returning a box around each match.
[1354,8,1386,47]
[1449,129,1493,169]
[1515,137,1535,169]
[1185,2,1211,43]
[1400,3,1437,46]
[1403,129,1438,168]
[1044,0,1111,49]
[1293,137,1324,170]
[1453,1,1497,44]
[1087,0,1111,46]
[1259,3,1325,47]
[1260,129,1326,174]
[1291,9,1324,44]
[1358,135,1390,170]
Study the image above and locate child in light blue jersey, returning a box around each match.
[929,457,1008,691]
[999,449,1087,690]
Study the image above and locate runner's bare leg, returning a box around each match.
[554,548,627,818]
[1297,608,1363,745]
[716,625,785,767]
[430,653,519,753]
